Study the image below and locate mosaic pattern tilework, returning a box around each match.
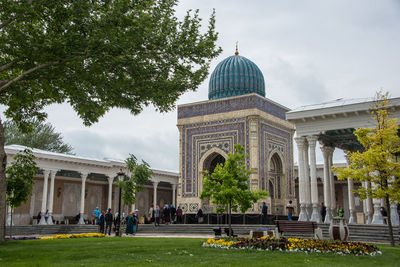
[178,94,288,120]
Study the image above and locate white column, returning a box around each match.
[364,181,373,224]
[47,170,57,225]
[6,205,12,226]
[295,137,308,221]
[107,176,113,209]
[390,203,399,226]
[371,183,384,224]
[307,136,321,223]
[39,170,50,225]
[78,172,88,224]
[303,139,311,218]
[321,145,332,223]
[152,181,159,208]
[344,154,356,224]
[172,184,177,207]
[328,147,336,217]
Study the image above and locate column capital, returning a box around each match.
[306,135,318,147]
[80,172,89,182]
[320,145,334,156]
[152,180,159,188]
[107,176,114,184]
[294,136,307,148]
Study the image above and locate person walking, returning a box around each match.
[149,205,154,224]
[286,200,294,221]
[261,202,268,225]
[93,207,100,225]
[164,204,171,224]
[99,211,105,233]
[105,208,113,236]
[154,205,160,226]
[45,209,49,223]
[320,202,327,222]
[197,208,204,224]
[176,206,183,224]
[36,211,41,224]
[125,212,137,235]
[170,205,176,224]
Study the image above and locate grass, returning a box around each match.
[0,237,399,266]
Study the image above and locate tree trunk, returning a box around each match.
[10,208,12,238]
[228,202,232,238]
[385,195,395,246]
[0,119,7,242]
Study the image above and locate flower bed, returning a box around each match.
[203,236,381,256]
[40,233,105,240]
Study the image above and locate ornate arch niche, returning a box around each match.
[267,151,286,200]
[198,148,228,197]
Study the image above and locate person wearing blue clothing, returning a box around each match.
[286,200,294,221]
[93,207,100,225]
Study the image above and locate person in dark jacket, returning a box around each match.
[176,206,183,224]
[261,202,268,224]
[164,204,171,224]
[197,208,204,224]
[104,208,113,236]
[170,205,176,224]
[99,211,105,233]
[320,202,327,222]
[37,211,41,224]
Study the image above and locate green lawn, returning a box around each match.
[0,237,399,266]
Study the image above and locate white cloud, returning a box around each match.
[3,0,400,171]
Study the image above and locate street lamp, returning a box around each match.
[115,170,125,237]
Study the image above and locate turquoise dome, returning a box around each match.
[208,54,265,100]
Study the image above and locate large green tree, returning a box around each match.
[200,144,268,237]
[0,0,221,241]
[6,149,37,237]
[4,119,73,154]
[334,92,400,247]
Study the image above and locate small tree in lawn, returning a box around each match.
[200,144,268,237]
[116,154,153,208]
[6,149,37,237]
[333,92,400,247]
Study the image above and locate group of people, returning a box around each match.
[94,207,138,236]
[320,202,345,221]
[147,204,183,225]
[261,200,295,224]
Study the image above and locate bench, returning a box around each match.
[275,220,317,236]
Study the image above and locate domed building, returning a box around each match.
[177,49,296,221]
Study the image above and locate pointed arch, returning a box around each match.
[198,147,228,196]
[266,150,286,200]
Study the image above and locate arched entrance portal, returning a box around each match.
[205,153,226,175]
[270,153,284,199]
[198,150,227,206]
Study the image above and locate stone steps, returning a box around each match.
[5,225,99,236]
[137,223,400,244]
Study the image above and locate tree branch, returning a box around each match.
[0,60,68,93]
[0,17,15,30]
[0,59,18,72]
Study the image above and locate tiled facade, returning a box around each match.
[177,93,295,214]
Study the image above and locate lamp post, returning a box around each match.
[115,170,125,237]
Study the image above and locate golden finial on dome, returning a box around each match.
[235,41,239,55]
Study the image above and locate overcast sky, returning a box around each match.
[6,0,400,172]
